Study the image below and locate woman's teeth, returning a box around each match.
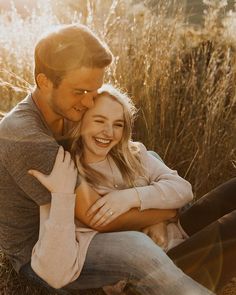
[95,138,111,144]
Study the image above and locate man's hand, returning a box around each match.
[28,146,77,194]
[142,222,168,251]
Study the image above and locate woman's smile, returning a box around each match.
[94,137,112,147]
[80,94,124,163]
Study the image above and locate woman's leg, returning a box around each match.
[179,178,236,235]
[168,209,236,292]
[63,231,213,294]
[21,231,214,294]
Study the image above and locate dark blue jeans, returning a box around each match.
[168,178,236,292]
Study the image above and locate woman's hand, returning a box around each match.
[142,222,168,251]
[87,190,135,227]
[28,146,77,194]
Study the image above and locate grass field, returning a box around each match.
[0,0,236,294]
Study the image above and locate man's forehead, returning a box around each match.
[63,67,105,88]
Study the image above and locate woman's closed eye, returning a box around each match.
[94,120,104,124]
[114,123,124,128]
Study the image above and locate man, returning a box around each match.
[0,24,213,294]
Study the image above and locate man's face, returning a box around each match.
[46,67,105,122]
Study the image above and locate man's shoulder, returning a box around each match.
[0,95,50,140]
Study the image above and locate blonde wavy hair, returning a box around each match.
[69,84,146,188]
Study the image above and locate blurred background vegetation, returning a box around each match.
[0,1,236,294]
[1,0,235,198]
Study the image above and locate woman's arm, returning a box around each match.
[75,180,177,232]
[31,194,81,289]
[76,144,192,228]
[29,147,81,289]
[136,144,194,210]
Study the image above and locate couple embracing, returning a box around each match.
[0,24,235,295]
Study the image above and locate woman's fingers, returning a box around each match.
[64,151,71,165]
[54,146,64,166]
[98,212,116,227]
[89,205,110,226]
[54,147,75,171]
[28,146,77,194]
[28,169,51,191]
[28,169,45,183]
[93,210,116,227]
[87,198,106,217]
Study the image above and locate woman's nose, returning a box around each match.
[103,124,113,137]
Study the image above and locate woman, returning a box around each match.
[69,84,236,292]
[69,84,192,252]
[29,84,235,294]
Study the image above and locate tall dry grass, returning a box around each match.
[0,0,235,197]
[0,0,236,293]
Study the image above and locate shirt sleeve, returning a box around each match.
[2,131,59,205]
[134,143,194,210]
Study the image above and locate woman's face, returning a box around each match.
[80,94,125,163]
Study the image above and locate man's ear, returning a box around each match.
[36,73,53,90]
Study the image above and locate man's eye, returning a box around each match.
[94,120,104,123]
[74,91,84,96]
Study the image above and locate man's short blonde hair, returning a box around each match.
[34,24,113,87]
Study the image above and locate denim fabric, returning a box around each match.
[21,231,213,294]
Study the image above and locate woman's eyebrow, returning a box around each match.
[115,119,124,123]
[92,115,124,122]
[92,115,107,119]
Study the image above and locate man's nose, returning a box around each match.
[81,91,97,109]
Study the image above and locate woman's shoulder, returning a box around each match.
[130,141,149,164]
[130,141,147,153]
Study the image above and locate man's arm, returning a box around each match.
[75,181,177,232]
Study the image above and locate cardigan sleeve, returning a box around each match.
[133,143,193,210]
[31,193,82,289]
